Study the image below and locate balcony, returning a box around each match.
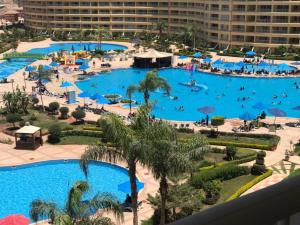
[169,175,300,225]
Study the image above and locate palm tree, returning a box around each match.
[30,181,123,225]
[142,121,209,225]
[155,21,168,41]
[95,27,110,51]
[182,24,202,49]
[126,85,138,114]
[129,70,171,105]
[36,65,52,112]
[80,113,146,225]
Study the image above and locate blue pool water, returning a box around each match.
[0,160,134,219]
[0,58,36,80]
[75,68,300,120]
[28,42,127,55]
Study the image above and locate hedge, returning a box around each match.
[216,155,257,167]
[61,130,103,138]
[190,165,250,188]
[82,126,102,131]
[199,130,280,140]
[226,169,273,201]
[207,140,273,150]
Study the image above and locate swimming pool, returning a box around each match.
[75,68,300,121]
[0,160,137,219]
[0,58,36,80]
[28,42,127,55]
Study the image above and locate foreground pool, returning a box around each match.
[76,68,300,120]
[28,42,127,55]
[0,160,134,219]
[0,58,36,80]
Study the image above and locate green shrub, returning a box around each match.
[177,127,194,133]
[225,145,237,161]
[71,109,86,122]
[82,125,102,131]
[226,169,273,201]
[29,113,37,121]
[211,116,225,126]
[216,155,257,167]
[6,113,22,128]
[190,165,250,188]
[32,97,39,106]
[62,125,74,131]
[59,107,69,119]
[203,180,222,205]
[60,130,103,138]
[207,140,271,150]
[48,124,61,143]
[251,150,266,175]
[48,101,60,113]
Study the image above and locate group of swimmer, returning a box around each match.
[175,105,185,111]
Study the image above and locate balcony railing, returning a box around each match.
[169,175,300,225]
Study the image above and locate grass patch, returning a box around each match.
[288,168,300,179]
[55,136,100,145]
[218,175,257,203]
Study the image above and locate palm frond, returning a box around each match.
[30,199,59,222]
[53,213,73,225]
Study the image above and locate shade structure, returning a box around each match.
[237,61,245,67]
[292,105,300,111]
[118,180,144,193]
[259,61,268,67]
[277,63,290,71]
[0,214,30,225]
[90,93,102,100]
[198,106,215,114]
[78,91,91,98]
[25,66,36,72]
[60,81,72,88]
[42,65,52,70]
[178,55,188,60]
[50,61,60,67]
[203,57,212,63]
[133,49,173,68]
[214,59,223,65]
[252,102,268,110]
[75,58,85,64]
[96,95,110,104]
[239,112,256,121]
[79,64,90,70]
[193,52,202,58]
[246,51,256,56]
[268,108,287,117]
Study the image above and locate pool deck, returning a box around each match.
[0,40,300,223]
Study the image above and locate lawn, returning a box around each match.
[218,174,257,203]
[56,136,100,145]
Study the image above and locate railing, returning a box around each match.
[169,175,300,225]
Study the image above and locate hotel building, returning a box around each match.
[22,0,300,51]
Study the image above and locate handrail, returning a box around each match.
[169,175,300,225]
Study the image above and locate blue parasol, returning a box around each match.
[252,102,268,110]
[25,66,36,72]
[118,180,144,193]
[178,55,188,60]
[193,52,202,58]
[237,61,245,67]
[79,64,90,70]
[197,106,215,114]
[246,51,256,56]
[50,61,60,67]
[203,57,212,63]
[259,61,268,67]
[42,65,52,70]
[268,108,287,117]
[75,58,85,64]
[214,59,223,65]
[78,91,91,98]
[239,112,256,121]
[60,81,72,88]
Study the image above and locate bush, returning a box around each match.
[6,113,22,128]
[48,124,61,143]
[177,127,194,133]
[226,170,273,201]
[60,130,103,138]
[225,145,237,161]
[251,150,266,175]
[207,129,218,138]
[203,180,222,205]
[62,125,74,131]
[32,97,39,106]
[190,165,250,188]
[207,140,272,150]
[82,125,101,131]
[216,155,257,167]
[48,102,60,114]
[59,107,69,119]
[211,116,225,127]
[29,113,37,121]
[71,109,86,122]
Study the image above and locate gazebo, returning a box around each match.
[15,125,43,150]
[133,49,173,68]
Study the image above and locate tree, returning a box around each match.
[2,87,31,114]
[202,180,222,205]
[129,70,170,105]
[49,102,60,114]
[275,45,288,56]
[141,121,209,225]
[182,24,205,49]
[30,181,123,225]
[72,109,86,122]
[6,113,22,128]
[59,107,69,119]
[155,21,168,48]
[126,85,138,114]
[95,27,110,51]
[48,124,62,143]
[225,145,237,161]
[80,109,149,225]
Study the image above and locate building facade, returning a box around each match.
[22,0,300,51]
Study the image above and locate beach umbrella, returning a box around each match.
[277,63,291,72]
[203,57,212,63]
[193,52,202,58]
[60,81,72,88]
[268,108,287,130]
[0,214,30,225]
[75,58,85,64]
[50,61,60,67]
[42,65,52,70]
[178,55,188,60]
[96,95,110,104]
[259,61,268,67]
[118,180,144,194]
[214,58,223,65]
[25,66,36,72]
[252,102,268,110]
[246,51,256,56]
[198,106,215,125]
[78,91,91,105]
[237,61,245,67]
[239,112,256,121]
[291,61,300,66]
[90,93,102,101]
[79,64,90,71]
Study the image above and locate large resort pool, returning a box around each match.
[76,68,300,121]
[0,160,135,220]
